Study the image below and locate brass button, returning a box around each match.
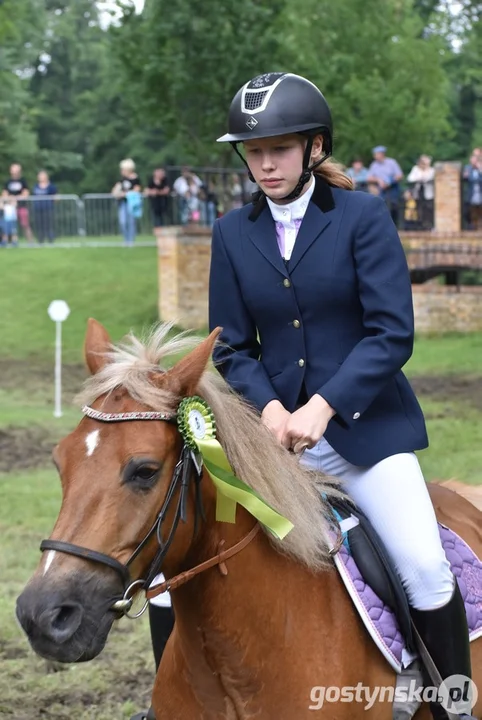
[298,359,305,367]
[293,319,300,329]
[283,278,291,288]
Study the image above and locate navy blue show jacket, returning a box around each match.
[208,177,428,466]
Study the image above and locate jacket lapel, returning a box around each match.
[247,176,336,275]
[247,204,288,277]
[287,203,331,272]
[287,177,335,272]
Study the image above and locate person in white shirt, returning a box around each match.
[407,155,435,230]
[173,167,203,224]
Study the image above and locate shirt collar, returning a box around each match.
[266,175,315,224]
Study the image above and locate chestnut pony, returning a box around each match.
[17,319,482,719]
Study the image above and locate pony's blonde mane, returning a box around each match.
[76,323,345,570]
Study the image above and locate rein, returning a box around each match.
[39,404,260,619]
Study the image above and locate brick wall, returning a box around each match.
[157,225,211,329]
[433,161,462,233]
[412,285,482,333]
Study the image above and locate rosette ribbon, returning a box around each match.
[177,396,293,540]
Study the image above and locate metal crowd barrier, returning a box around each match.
[9,170,478,242]
[8,195,85,241]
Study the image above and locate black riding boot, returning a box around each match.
[130,603,175,720]
[410,581,476,719]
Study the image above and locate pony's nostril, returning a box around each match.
[52,605,74,630]
[38,603,84,643]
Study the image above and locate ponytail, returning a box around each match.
[314,157,353,190]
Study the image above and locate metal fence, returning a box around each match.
[2,195,85,241]
[1,168,479,241]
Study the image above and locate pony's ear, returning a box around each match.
[168,327,222,397]
[84,318,112,375]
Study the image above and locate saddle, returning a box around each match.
[327,496,482,673]
[329,497,415,650]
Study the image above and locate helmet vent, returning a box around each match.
[243,90,269,111]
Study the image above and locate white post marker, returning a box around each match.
[47,300,71,418]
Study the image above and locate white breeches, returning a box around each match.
[149,573,172,608]
[302,438,454,611]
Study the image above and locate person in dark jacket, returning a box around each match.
[208,72,475,720]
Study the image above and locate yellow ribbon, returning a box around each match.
[195,436,294,540]
[178,397,293,540]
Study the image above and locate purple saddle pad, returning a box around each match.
[332,523,482,673]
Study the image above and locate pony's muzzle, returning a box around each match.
[16,591,84,645]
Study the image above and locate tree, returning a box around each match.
[112,0,451,170]
[0,0,43,173]
[112,0,288,166]
[279,0,451,168]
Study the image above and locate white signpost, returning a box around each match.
[47,300,70,418]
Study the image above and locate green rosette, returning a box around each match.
[177,396,293,540]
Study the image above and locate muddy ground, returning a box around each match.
[0,360,87,473]
[1,361,482,474]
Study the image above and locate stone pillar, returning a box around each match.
[157,225,212,329]
[434,161,462,234]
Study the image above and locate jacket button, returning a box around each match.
[353,412,360,420]
[283,279,291,288]
[293,319,300,328]
[298,359,305,367]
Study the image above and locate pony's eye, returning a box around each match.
[134,466,159,482]
[123,460,162,491]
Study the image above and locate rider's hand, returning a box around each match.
[261,400,291,448]
[283,394,336,454]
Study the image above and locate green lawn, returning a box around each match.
[0,245,160,361]
[406,333,482,376]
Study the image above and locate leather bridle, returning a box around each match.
[40,404,260,618]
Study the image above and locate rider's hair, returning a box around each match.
[314,157,354,191]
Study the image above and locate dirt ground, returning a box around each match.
[0,360,87,473]
[411,374,482,412]
[0,359,87,396]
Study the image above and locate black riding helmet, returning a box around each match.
[217,72,333,201]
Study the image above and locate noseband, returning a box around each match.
[40,404,259,618]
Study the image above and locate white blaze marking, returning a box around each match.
[43,550,56,576]
[85,430,100,457]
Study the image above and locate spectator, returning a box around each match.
[402,190,418,230]
[463,150,482,230]
[205,179,219,227]
[2,163,33,242]
[1,196,18,247]
[407,155,435,230]
[346,158,369,191]
[242,171,258,203]
[229,173,244,210]
[32,171,58,244]
[146,167,171,238]
[111,159,142,246]
[367,146,404,225]
[173,167,202,224]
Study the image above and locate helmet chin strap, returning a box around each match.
[230,137,331,203]
[280,136,330,201]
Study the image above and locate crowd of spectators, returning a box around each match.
[346,145,482,232]
[110,159,257,245]
[0,164,58,247]
[2,147,481,247]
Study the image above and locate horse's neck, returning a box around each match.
[168,504,334,681]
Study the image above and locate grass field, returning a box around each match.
[1,244,481,718]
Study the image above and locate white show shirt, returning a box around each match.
[266,176,315,260]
